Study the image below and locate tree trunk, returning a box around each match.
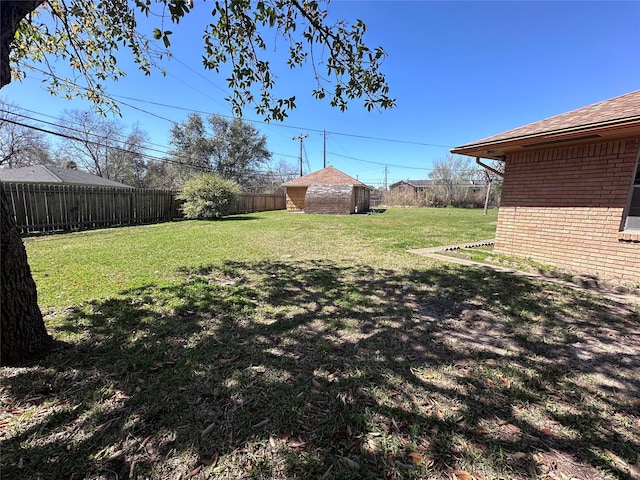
[1,183,52,365]
[1,1,44,88]
[1,1,52,365]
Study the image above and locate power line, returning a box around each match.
[328,151,487,174]
[328,151,432,171]
[114,92,454,147]
[1,104,300,161]
[0,117,209,172]
[0,108,172,158]
[24,67,454,149]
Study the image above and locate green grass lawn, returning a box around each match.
[3,207,639,480]
[25,207,498,311]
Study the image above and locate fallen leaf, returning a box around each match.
[512,452,528,459]
[505,423,520,433]
[281,429,292,441]
[470,426,489,435]
[408,452,423,464]
[502,377,511,388]
[288,438,307,448]
[452,470,473,480]
[362,439,381,457]
[339,456,359,469]
[415,439,430,452]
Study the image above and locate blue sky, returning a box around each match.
[3,1,640,188]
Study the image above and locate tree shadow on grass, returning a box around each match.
[1,260,639,479]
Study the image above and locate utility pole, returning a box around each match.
[323,130,327,168]
[293,134,308,177]
[384,166,388,190]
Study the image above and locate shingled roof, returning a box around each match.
[389,180,433,188]
[452,90,640,159]
[0,165,133,188]
[282,166,369,188]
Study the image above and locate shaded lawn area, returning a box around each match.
[2,208,639,479]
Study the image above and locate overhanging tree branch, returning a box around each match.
[0,0,44,88]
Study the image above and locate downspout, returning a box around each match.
[475,157,504,178]
[482,171,492,216]
[475,156,505,215]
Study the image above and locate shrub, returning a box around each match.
[177,174,240,219]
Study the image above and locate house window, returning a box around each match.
[625,162,640,230]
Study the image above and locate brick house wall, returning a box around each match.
[496,138,640,281]
[305,184,353,214]
[389,182,415,195]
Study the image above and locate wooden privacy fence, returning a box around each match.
[2,183,286,234]
[233,193,285,214]
[3,183,181,234]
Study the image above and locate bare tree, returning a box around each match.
[0,98,52,168]
[255,158,299,194]
[57,110,149,185]
[429,155,485,207]
[107,125,149,187]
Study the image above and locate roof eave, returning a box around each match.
[283,183,371,189]
[452,118,640,159]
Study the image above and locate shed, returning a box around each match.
[0,165,133,188]
[282,166,371,214]
[452,90,640,281]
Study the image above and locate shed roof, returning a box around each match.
[452,90,640,159]
[0,165,133,188]
[282,166,370,188]
[390,180,433,188]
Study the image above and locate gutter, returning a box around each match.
[454,116,640,153]
[475,157,504,178]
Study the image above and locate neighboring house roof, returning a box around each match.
[389,180,433,189]
[282,166,370,188]
[452,90,640,159]
[0,165,133,188]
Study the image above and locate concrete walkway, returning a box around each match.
[408,240,640,305]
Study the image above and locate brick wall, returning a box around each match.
[305,184,353,214]
[496,138,640,281]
